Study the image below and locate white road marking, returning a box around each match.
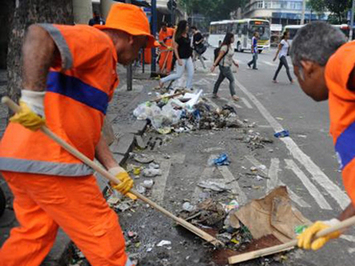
[241,97,253,109]
[218,165,248,205]
[341,235,355,243]
[235,78,350,209]
[267,158,280,193]
[151,160,171,204]
[245,155,268,175]
[205,97,219,110]
[285,159,332,210]
[151,154,185,204]
[202,147,224,153]
[261,60,275,67]
[191,155,217,204]
[247,155,310,208]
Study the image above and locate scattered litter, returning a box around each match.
[222,200,240,213]
[294,225,308,236]
[208,153,230,166]
[133,88,246,134]
[256,175,264,181]
[197,180,230,192]
[179,198,226,226]
[133,154,154,164]
[143,168,162,177]
[142,179,154,188]
[276,117,284,121]
[274,130,290,138]
[135,185,146,194]
[231,186,311,243]
[133,167,141,176]
[297,134,307,138]
[116,202,131,212]
[148,162,160,169]
[157,240,172,247]
[182,202,195,212]
[107,195,120,206]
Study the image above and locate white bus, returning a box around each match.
[208,19,271,53]
[283,24,352,44]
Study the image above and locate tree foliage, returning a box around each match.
[307,0,351,23]
[179,0,246,21]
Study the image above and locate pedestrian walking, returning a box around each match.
[290,22,351,252]
[0,3,158,266]
[211,32,240,101]
[191,26,206,70]
[272,31,294,83]
[159,20,194,90]
[247,32,259,70]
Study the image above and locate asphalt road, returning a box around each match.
[192,47,355,265]
[117,47,355,266]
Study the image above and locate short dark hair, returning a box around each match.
[191,26,197,30]
[161,22,167,27]
[290,22,346,67]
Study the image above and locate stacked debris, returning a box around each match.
[133,89,245,134]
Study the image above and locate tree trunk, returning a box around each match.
[7,0,74,104]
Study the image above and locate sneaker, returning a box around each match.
[232,95,240,101]
[253,68,258,70]
[272,80,277,83]
[247,64,251,69]
[212,94,219,99]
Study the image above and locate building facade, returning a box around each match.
[243,0,328,26]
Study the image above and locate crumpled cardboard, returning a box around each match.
[232,186,311,243]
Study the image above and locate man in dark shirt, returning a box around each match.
[191,26,206,69]
[88,11,105,26]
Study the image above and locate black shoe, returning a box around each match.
[247,64,251,69]
[253,68,258,70]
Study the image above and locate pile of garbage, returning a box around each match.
[133,89,244,134]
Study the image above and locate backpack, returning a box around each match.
[214,45,228,66]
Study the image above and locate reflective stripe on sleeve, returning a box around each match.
[335,121,355,170]
[37,23,73,70]
[0,158,94,176]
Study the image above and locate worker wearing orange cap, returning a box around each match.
[0,3,157,266]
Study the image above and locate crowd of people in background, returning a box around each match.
[136,20,296,100]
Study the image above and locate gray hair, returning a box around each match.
[290,21,347,67]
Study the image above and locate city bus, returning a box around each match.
[283,24,353,44]
[208,19,271,53]
[283,25,303,44]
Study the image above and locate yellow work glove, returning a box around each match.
[297,219,341,250]
[10,100,45,131]
[108,167,134,195]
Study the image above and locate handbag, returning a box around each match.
[195,42,207,55]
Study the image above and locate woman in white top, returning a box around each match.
[272,31,294,83]
[211,32,239,101]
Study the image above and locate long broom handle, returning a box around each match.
[2,96,223,247]
[228,215,355,264]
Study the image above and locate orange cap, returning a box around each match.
[94,3,159,48]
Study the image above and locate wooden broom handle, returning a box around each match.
[2,96,223,247]
[228,215,355,264]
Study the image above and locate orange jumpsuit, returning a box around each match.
[0,24,133,266]
[325,41,355,206]
[158,27,174,74]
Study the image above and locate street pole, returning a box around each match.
[126,0,132,90]
[170,0,175,25]
[151,0,157,75]
[350,0,355,41]
[301,0,306,24]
